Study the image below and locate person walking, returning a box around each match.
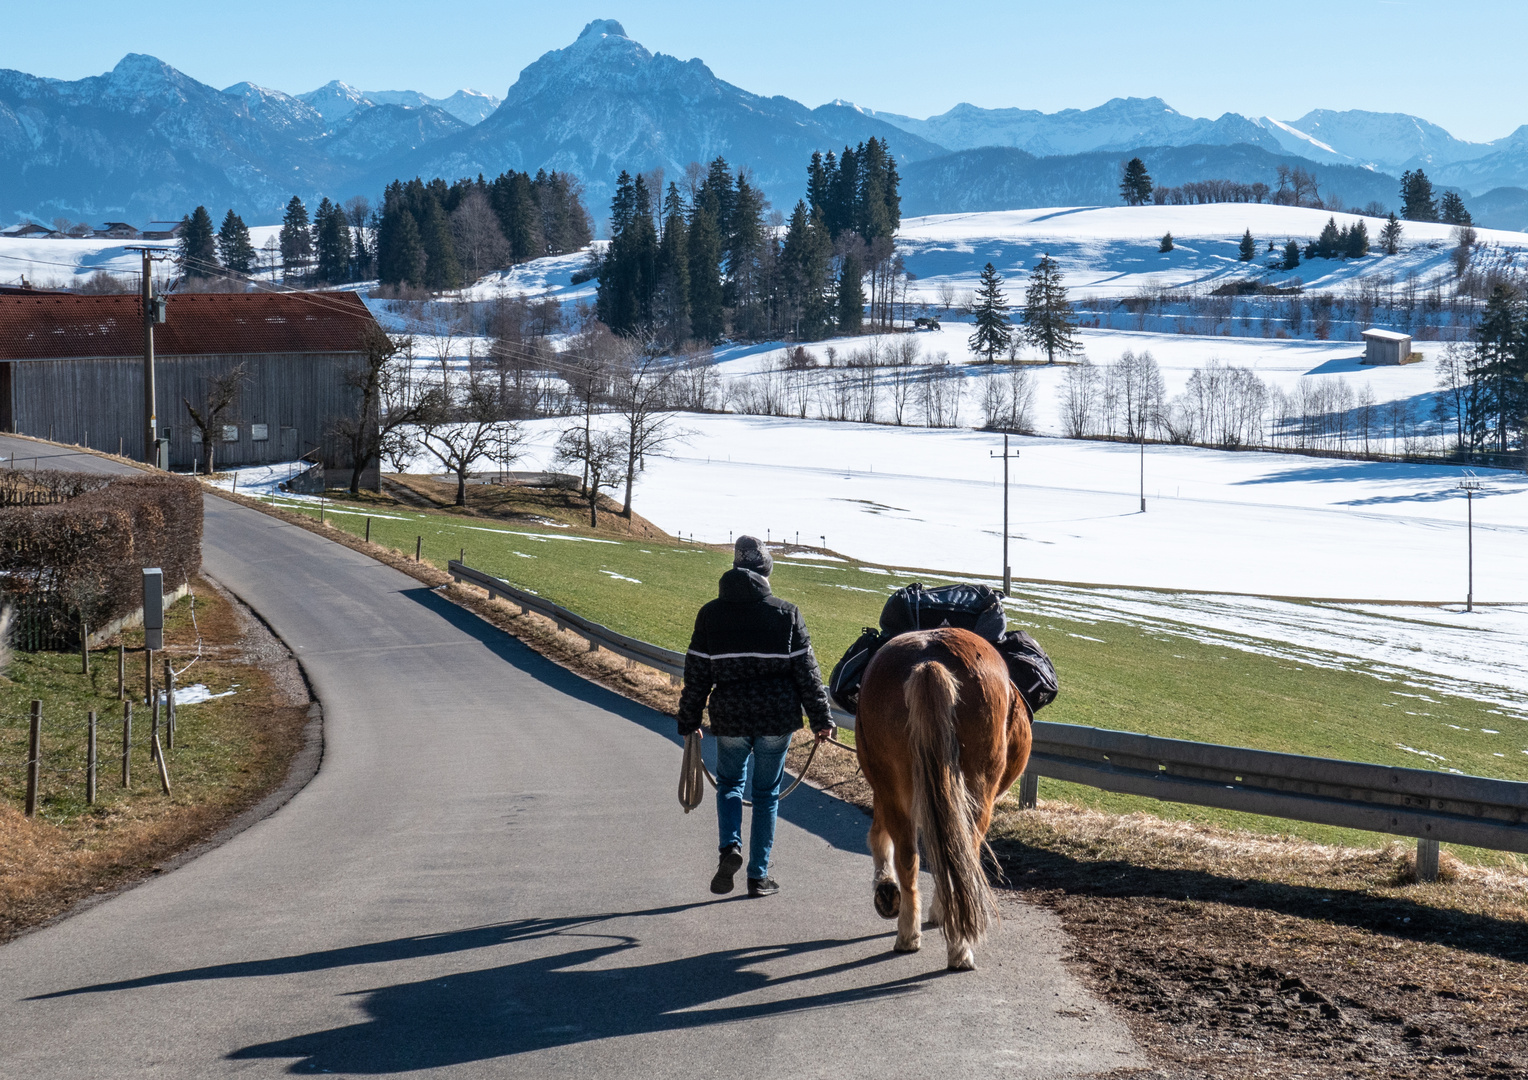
[677,535,835,898]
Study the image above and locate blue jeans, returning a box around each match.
[714,733,793,880]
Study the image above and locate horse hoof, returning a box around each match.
[894,934,922,953]
[947,947,976,971]
[874,880,901,919]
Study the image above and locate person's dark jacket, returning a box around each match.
[676,568,835,739]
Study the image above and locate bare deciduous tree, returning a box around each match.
[416,366,523,506]
[553,427,626,528]
[184,363,248,474]
[450,189,511,283]
[334,325,426,494]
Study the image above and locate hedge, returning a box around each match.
[0,471,203,650]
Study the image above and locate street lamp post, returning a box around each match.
[990,434,1020,595]
[1458,474,1482,612]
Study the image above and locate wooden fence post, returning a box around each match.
[87,711,97,805]
[150,684,160,764]
[365,517,371,543]
[165,659,176,750]
[416,535,422,561]
[152,734,171,796]
[117,644,125,700]
[80,618,90,675]
[121,701,132,788]
[25,700,41,817]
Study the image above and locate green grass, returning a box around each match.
[0,595,265,825]
[275,493,1528,859]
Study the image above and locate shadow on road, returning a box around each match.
[396,586,874,858]
[36,907,928,1073]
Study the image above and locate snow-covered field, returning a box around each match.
[897,204,1525,301]
[0,226,283,288]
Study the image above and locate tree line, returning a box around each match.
[593,137,902,348]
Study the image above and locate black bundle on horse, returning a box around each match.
[829,582,1057,717]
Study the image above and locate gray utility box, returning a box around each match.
[142,568,164,651]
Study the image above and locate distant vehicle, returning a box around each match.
[914,316,941,331]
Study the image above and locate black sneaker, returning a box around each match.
[711,845,744,894]
[747,877,780,898]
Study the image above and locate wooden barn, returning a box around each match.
[0,291,381,488]
[1361,328,1415,365]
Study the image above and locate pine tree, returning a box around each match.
[781,200,833,340]
[1439,190,1472,226]
[1158,232,1173,253]
[177,206,218,279]
[279,196,313,278]
[1314,216,1342,259]
[1380,213,1404,255]
[1400,170,1438,222]
[1238,229,1255,262]
[215,209,255,277]
[313,198,351,284]
[836,252,865,335]
[1120,157,1153,206]
[967,262,1012,363]
[376,191,424,287]
[1281,240,1301,271]
[1470,284,1526,451]
[596,172,658,334]
[489,170,543,262]
[687,202,724,343]
[1021,254,1079,364]
[653,184,691,346]
[727,172,767,335]
[419,196,461,290]
[1345,219,1370,259]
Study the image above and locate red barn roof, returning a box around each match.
[0,291,377,361]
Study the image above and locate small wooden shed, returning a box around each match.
[1362,328,1413,365]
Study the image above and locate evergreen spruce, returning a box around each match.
[687,202,725,343]
[1400,170,1438,222]
[836,253,865,335]
[967,262,1012,362]
[596,172,658,334]
[1238,229,1255,261]
[1021,254,1079,364]
[1281,239,1301,271]
[419,197,461,290]
[215,209,255,277]
[1314,216,1342,259]
[313,198,352,284]
[376,189,424,287]
[1345,219,1370,259]
[781,200,833,340]
[1120,157,1153,206]
[279,196,313,278]
[1380,213,1404,255]
[1439,190,1472,226]
[653,183,691,346]
[1158,232,1173,253]
[178,206,218,279]
[1469,284,1527,451]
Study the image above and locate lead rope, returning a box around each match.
[679,731,854,813]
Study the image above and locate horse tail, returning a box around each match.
[903,659,997,947]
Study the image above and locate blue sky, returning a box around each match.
[3,1,1524,142]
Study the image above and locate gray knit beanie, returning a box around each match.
[733,534,773,577]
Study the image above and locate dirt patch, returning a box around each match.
[383,472,674,540]
[0,575,312,942]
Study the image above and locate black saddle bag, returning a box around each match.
[993,628,1059,715]
[878,582,1007,641]
[828,627,882,715]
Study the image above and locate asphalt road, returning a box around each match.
[0,434,1137,1077]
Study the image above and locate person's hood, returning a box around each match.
[718,567,772,602]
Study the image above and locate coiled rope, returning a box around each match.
[679,730,855,813]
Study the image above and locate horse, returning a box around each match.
[854,627,1032,970]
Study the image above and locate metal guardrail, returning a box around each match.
[448,560,1528,872]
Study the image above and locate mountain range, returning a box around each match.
[4,19,1528,232]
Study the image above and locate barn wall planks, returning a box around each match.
[2,351,369,478]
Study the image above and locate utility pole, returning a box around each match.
[990,434,1020,595]
[1459,474,1481,611]
[1139,428,1146,513]
[128,247,169,466]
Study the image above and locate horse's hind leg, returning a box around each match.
[891,820,921,953]
[868,812,899,919]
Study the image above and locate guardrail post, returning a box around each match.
[87,710,97,805]
[25,700,41,817]
[1416,838,1440,883]
[1018,769,1039,809]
